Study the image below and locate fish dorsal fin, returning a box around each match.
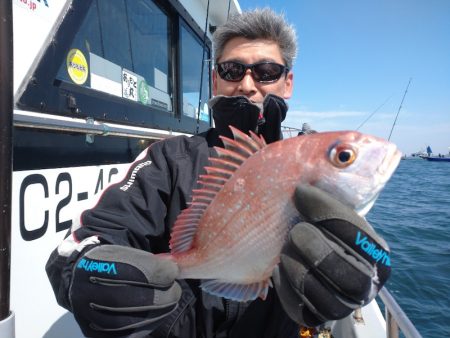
[169,126,267,254]
[219,126,267,158]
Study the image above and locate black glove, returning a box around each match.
[209,95,260,140]
[274,185,391,326]
[209,94,288,144]
[257,93,288,143]
[69,245,181,338]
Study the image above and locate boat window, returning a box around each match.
[17,0,212,133]
[180,21,211,124]
[128,1,171,111]
[55,0,172,112]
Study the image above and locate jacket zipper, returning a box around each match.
[224,299,230,321]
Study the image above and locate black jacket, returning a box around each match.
[46,128,299,338]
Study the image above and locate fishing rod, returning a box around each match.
[356,94,394,131]
[388,78,412,141]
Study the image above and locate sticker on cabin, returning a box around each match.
[66,49,88,85]
[138,80,149,105]
[13,0,50,14]
[122,69,138,101]
[90,53,122,97]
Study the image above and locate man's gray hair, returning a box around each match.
[213,8,297,69]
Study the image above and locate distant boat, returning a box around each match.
[420,146,450,162]
[404,148,428,160]
[401,154,422,160]
[423,156,450,162]
[410,149,427,158]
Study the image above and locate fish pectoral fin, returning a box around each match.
[200,279,270,302]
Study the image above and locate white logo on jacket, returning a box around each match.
[119,160,152,191]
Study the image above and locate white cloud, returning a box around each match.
[283,109,371,131]
[287,110,365,119]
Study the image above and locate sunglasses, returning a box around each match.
[215,61,289,83]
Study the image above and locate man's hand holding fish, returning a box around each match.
[274,185,391,326]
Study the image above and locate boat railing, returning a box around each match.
[13,110,189,140]
[378,287,422,338]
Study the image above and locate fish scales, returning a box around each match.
[166,127,401,301]
[190,200,295,281]
[177,171,296,278]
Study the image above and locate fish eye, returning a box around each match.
[329,144,357,168]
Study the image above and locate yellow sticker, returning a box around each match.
[66,49,88,85]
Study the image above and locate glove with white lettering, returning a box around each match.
[69,245,181,338]
[273,185,391,326]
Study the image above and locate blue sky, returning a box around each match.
[239,0,450,155]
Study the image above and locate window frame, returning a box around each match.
[178,18,212,133]
[16,0,213,134]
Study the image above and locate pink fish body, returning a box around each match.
[168,127,401,301]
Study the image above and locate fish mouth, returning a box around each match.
[377,143,402,184]
[355,192,380,216]
[355,142,401,217]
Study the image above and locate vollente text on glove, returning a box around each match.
[355,231,391,266]
[77,258,118,275]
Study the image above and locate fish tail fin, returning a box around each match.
[200,278,271,302]
[258,279,272,300]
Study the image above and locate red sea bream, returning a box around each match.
[167,127,401,301]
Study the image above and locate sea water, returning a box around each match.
[367,159,450,337]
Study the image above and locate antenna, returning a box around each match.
[388,78,412,141]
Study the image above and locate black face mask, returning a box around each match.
[208,94,288,144]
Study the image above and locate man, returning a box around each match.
[46,8,390,338]
[297,123,317,136]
